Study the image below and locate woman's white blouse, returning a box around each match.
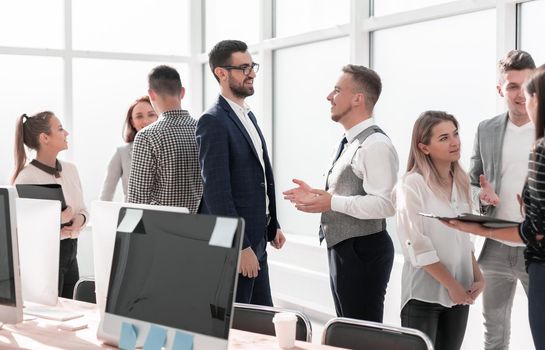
[394,172,474,309]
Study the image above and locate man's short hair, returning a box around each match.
[208,40,248,82]
[498,50,536,81]
[342,64,382,112]
[148,65,182,96]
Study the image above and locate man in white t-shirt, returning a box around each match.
[469,50,535,350]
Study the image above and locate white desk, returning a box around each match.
[0,299,345,349]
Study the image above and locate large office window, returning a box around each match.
[204,0,260,50]
[519,0,545,64]
[0,56,64,185]
[372,9,496,172]
[274,0,349,37]
[0,0,63,49]
[274,37,349,237]
[72,0,190,55]
[372,0,455,16]
[371,9,496,253]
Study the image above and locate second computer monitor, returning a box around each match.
[98,207,243,349]
[15,198,60,306]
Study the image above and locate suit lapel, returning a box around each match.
[219,96,261,161]
[492,113,509,193]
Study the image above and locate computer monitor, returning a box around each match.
[15,198,60,306]
[0,187,23,324]
[91,201,189,314]
[98,207,243,349]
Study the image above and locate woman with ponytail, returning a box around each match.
[393,111,485,350]
[12,111,88,299]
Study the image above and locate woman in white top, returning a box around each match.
[99,96,158,201]
[394,111,484,350]
[12,111,88,299]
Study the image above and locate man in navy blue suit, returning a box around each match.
[196,40,286,306]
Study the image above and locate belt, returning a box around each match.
[266,214,271,226]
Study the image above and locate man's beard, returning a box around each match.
[229,76,254,98]
[331,105,352,122]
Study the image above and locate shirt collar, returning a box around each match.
[31,159,62,178]
[345,118,376,143]
[159,109,190,120]
[222,95,251,115]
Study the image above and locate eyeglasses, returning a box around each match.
[220,62,260,76]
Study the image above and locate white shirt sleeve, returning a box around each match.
[395,176,440,267]
[330,136,399,219]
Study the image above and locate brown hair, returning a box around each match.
[148,65,182,96]
[498,50,535,82]
[525,64,545,141]
[342,64,382,113]
[123,96,153,143]
[12,111,54,183]
[406,111,471,204]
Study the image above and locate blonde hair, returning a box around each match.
[406,110,471,204]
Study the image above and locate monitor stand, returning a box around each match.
[24,305,83,322]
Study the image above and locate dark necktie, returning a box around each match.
[332,137,348,165]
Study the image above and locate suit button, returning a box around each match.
[260,182,265,187]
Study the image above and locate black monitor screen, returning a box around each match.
[0,189,16,306]
[106,208,243,339]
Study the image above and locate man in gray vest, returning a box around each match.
[469,50,535,350]
[283,64,399,321]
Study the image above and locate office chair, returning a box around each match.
[231,303,312,342]
[73,277,96,304]
[322,317,434,350]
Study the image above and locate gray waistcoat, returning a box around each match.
[320,126,387,248]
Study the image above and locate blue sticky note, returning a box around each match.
[119,322,137,350]
[143,325,167,350]
[172,330,194,350]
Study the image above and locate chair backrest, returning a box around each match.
[322,317,434,350]
[231,303,312,342]
[73,277,96,304]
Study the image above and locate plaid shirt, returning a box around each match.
[127,109,203,213]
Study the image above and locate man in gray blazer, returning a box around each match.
[469,50,535,350]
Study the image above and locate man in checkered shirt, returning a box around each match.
[127,65,203,213]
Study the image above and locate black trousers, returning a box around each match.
[58,239,79,299]
[235,238,273,306]
[327,231,394,322]
[401,299,469,350]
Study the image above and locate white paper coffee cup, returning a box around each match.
[272,312,298,349]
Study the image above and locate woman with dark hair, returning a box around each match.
[12,111,88,298]
[99,96,157,201]
[394,111,484,350]
[445,64,545,350]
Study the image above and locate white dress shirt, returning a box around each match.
[223,95,269,215]
[494,120,534,247]
[330,118,399,219]
[394,172,475,308]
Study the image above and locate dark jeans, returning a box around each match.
[58,239,79,299]
[235,238,273,306]
[327,231,394,322]
[401,299,469,350]
[529,262,545,350]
